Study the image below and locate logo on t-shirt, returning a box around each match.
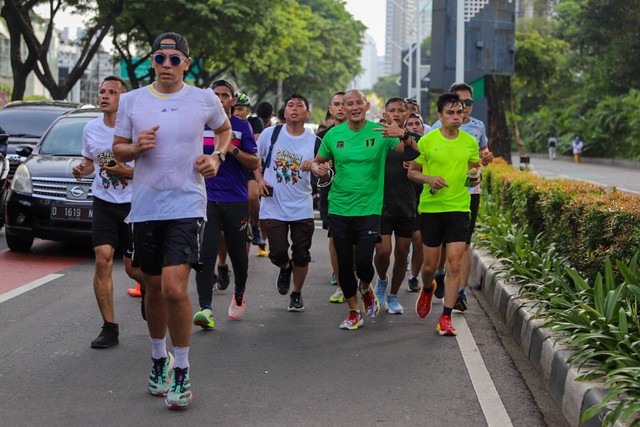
[336,141,344,149]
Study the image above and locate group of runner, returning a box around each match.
[76,31,492,410]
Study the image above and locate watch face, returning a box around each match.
[233,147,239,155]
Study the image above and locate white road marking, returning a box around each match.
[455,313,513,427]
[0,273,63,304]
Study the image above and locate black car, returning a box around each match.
[4,108,101,251]
[0,100,88,229]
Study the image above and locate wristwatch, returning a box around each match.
[212,150,225,162]
[232,146,239,156]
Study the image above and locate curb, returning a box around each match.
[470,248,627,427]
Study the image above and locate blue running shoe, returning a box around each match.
[330,273,337,286]
[386,294,404,314]
[434,271,446,299]
[454,289,468,312]
[374,277,387,307]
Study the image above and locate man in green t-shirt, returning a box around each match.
[407,92,484,337]
[311,89,418,330]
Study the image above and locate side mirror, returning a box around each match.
[16,145,33,157]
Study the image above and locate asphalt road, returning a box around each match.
[0,223,562,427]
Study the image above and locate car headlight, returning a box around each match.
[11,164,32,195]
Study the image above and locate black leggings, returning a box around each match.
[329,214,380,299]
[195,201,249,307]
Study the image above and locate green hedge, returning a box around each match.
[483,161,640,280]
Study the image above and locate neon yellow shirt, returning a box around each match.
[415,128,479,213]
[319,121,398,216]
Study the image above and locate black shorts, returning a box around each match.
[92,197,133,258]
[420,212,470,248]
[263,218,315,267]
[132,218,205,276]
[380,216,415,238]
[466,194,481,244]
[329,214,380,244]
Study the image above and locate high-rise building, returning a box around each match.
[350,34,378,90]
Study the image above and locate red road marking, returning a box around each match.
[0,240,88,295]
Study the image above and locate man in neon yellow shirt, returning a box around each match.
[311,89,419,330]
[408,92,485,336]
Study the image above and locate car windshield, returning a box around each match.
[0,109,67,140]
[39,116,95,156]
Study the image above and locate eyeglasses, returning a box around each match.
[461,99,474,106]
[404,97,418,105]
[152,53,186,67]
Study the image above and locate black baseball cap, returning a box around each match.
[210,79,235,94]
[152,32,190,56]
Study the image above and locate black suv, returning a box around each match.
[0,100,87,229]
[4,108,100,251]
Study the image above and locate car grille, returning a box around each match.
[8,158,20,179]
[32,177,94,201]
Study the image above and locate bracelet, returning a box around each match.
[316,168,334,188]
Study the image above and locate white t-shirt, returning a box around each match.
[257,125,316,221]
[81,116,133,204]
[114,84,227,222]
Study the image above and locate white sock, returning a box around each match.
[174,347,190,370]
[151,338,167,359]
[408,275,416,280]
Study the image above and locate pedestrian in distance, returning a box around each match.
[72,76,143,349]
[408,92,490,336]
[112,32,232,410]
[548,134,557,160]
[256,94,320,312]
[572,135,584,163]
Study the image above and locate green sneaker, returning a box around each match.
[148,352,174,396]
[329,287,345,303]
[165,367,193,409]
[193,307,215,329]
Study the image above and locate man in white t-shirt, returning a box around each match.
[112,32,232,410]
[72,76,142,349]
[256,94,324,311]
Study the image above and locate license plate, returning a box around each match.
[51,205,93,222]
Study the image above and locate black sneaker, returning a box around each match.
[217,265,230,290]
[407,276,420,292]
[276,262,293,295]
[288,292,304,312]
[91,323,119,348]
[251,225,265,246]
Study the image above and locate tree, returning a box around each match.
[371,75,401,102]
[1,0,125,100]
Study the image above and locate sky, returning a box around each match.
[344,0,386,56]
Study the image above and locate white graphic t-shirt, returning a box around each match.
[114,84,227,222]
[257,126,316,221]
[82,116,133,204]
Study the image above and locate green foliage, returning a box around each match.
[371,74,401,103]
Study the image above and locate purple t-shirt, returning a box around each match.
[203,115,257,202]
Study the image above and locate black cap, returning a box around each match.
[152,32,190,56]
[210,79,235,94]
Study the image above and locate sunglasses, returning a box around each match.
[461,99,474,106]
[404,97,418,105]
[152,53,186,67]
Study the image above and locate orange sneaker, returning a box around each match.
[436,314,457,336]
[415,281,436,318]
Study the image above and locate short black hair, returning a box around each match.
[284,93,309,110]
[437,92,462,113]
[449,82,473,96]
[102,76,128,92]
[277,107,285,121]
[210,79,235,94]
[385,97,406,108]
[256,101,274,120]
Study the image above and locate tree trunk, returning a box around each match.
[507,78,526,157]
[484,74,512,164]
[1,0,38,100]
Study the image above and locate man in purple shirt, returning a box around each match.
[193,79,259,328]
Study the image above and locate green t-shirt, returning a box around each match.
[319,121,399,216]
[415,128,479,213]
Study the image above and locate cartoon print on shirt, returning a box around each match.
[96,150,129,190]
[273,149,303,185]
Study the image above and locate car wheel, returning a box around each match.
[6,233,34,252]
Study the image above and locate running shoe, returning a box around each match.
[288,293,304,312]
[251,225,265,246]
[329,287,345,303]
[329,273,337,286]
[276,263,293,295]
[407,276,420,293]
[228,292,245,319]
[436,314,457,336]
[434,271,446,299]
[148,352,174,397]
[374,277,388,307]
[90,323,119,349]
[339,310,364,330]
[192,307,215,329]
[360,285,380,318]
[217,265,230,290]
[165,367,192,409]
[415,282,436,318]
[386,294,404,314]
[257,244,269,257]
[454,289,468,312]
